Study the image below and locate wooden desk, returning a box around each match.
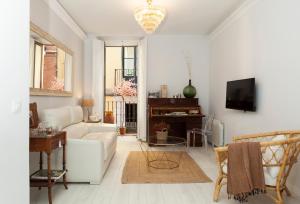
[30,131,68,204]
[148,98,204,146]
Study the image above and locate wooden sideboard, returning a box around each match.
[147,98,204,146]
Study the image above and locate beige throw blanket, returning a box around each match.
[227,142,266,202]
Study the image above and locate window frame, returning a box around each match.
[122,46,137,78]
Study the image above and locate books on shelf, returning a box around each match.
[31,169,66,180]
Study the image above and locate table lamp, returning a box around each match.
[82,99,94,121]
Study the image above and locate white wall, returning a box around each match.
[29,0,85,196]
[137,38,148,141]
[210,0,300,194]
[147,35,210,113]
[0,1,29,203]
[30,0,84,112]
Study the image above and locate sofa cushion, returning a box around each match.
[87,123,117,133]
[63,122,89,139]
[69,106,83,124]
[83,132,117,160]
[41,107,71,130]
[263,135,285,178]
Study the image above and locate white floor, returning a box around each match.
[30,136,300,204]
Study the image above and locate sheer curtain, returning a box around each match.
[92,39,105,118]
[83,37,105,119]
[137,37,148,141]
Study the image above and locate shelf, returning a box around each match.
[30,169,66,181]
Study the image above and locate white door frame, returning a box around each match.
[137,37,148,141]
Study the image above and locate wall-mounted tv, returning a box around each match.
[226,78,256,111]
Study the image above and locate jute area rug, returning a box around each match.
[121,151,212,184]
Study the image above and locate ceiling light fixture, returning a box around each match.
[134,0,166,34]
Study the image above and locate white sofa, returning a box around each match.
[40,106,117,184]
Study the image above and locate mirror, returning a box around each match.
[30,23,73,96]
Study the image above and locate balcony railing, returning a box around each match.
[104,69,137,133]
[105,96,137,133]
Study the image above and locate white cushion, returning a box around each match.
[41,107,71,130]
[263,135,285,178]
[264,168,277,186]
[83,132,117,160]
[69,106,83,124]
[63,122,89,139]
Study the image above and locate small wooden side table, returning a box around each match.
[30,131,68,204]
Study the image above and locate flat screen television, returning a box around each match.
[226,78,256,111]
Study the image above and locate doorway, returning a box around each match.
[104,46,138,134]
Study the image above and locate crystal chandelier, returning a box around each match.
[134,0,166,34]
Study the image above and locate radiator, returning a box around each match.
[208,119,224,147]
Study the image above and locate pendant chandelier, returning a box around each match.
[134,0,166,34]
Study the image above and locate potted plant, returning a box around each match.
[114,79,137,135]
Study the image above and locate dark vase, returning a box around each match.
[183,79,196,98]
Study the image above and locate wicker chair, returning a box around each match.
[213,130,300,204]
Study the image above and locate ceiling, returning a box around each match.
[58,0,247,37]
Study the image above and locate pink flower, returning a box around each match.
[113,79,137,128]
[114,79,137,97]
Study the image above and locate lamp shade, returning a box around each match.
[82,99,94,107]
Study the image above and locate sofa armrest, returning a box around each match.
[66,139,104,184]
[86,123,117,133]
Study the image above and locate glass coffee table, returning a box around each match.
[139,136,187,169]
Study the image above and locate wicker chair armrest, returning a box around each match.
[233,130,300,142]
[259,137,300,147]
[214,146,228,153]
[214,147,228,166]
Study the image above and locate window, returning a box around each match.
[122,46,137,78]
